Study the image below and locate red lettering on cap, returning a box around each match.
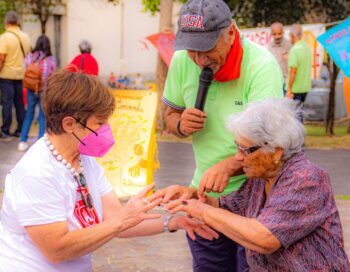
[180,15,188,28]
[180,15,204,30]
[188,15,196,27]
[195,16,204,29]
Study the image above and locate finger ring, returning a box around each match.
[181,200,188,205]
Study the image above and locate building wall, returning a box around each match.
[23,0,181,81]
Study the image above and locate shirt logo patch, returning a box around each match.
[74,199,100,228]
[235,101,243,106]
[180,15,204,30]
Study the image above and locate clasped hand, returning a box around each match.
[146,185,218,240]
[179,108,206,136]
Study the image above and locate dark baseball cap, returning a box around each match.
[174,0,233,52]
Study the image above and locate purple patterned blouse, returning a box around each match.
[220,151,350,271]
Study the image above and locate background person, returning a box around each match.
[108,72,117,88]
[70,40,99,76]
[0,68,217,271]
[161,0,283,270]
[160,98,350,271]
[0,11,31,140]
[286,23,312,105]
[18,35,57,152]
[267,22,292,94]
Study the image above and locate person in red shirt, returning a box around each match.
[69,40,99,76]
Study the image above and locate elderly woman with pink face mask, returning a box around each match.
[0,68,218,271]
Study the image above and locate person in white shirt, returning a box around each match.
[0,67,217,272]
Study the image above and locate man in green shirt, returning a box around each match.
[286,24,312,104]
[160,0,283,271]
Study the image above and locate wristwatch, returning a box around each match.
[163,215,177,233]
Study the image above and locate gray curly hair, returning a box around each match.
[227,98,305,160]
[79,40,92,53]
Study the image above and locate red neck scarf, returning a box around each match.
[214,28,244,82]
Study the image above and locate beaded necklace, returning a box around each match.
[43,133,94,209]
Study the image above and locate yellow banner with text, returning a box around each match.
[97,90,158,198]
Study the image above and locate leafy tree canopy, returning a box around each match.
[137,0,350,27]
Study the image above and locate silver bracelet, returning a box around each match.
[163,215,177,233]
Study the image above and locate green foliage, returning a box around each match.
[0,0,20,33]
[223,0,350,27]
[142,0,186,16]
[140,0,350,27]
[142,0,160,15]
[250,0,305,27]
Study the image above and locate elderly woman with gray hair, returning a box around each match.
[69,40,99,76]
[153,98,350,271]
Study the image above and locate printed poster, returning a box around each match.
[98,90,158,198]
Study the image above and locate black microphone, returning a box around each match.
[194,67,214,111]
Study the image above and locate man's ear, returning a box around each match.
[228,22,235,45]
[61,116,77,133]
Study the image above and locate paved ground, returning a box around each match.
[0,139,349,271]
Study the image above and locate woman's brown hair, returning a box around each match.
[42,68,115,134]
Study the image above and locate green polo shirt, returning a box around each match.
[163,38,283,197]
[288,40,312,94]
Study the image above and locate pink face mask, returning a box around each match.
[77,124,115,157]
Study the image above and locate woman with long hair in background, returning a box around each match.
[18,35,57,152]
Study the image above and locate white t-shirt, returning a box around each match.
[0,138,113,272]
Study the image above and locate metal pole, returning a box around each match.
[120,0,125,75]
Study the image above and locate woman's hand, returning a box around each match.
[169,216,219,241]
[114,184,162,232]
[169,199,215,222]
[147,185,197,203]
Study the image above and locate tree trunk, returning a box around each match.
[40,18,47,34]
[54,14,61,67]
[156,0,173,132]
[325,59,339,136]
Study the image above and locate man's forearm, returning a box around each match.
[222,155,244,177]
[165,109,187,137]
[0,54,5,72]
[288,68,296,92]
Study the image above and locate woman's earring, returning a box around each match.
[274,160,279,165]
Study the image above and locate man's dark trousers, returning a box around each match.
[0,79,26,134]
[187,233,249,272]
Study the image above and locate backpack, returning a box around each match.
[23,58,43,94]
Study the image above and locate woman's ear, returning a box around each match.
[273,148,284,162]
[61,116,77,133]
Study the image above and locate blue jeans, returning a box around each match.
[20,90,45,142]
[0,79,26,134]
[293,93,308,123]
[187,232,249,272]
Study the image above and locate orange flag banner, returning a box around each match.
[146,32,175,67]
